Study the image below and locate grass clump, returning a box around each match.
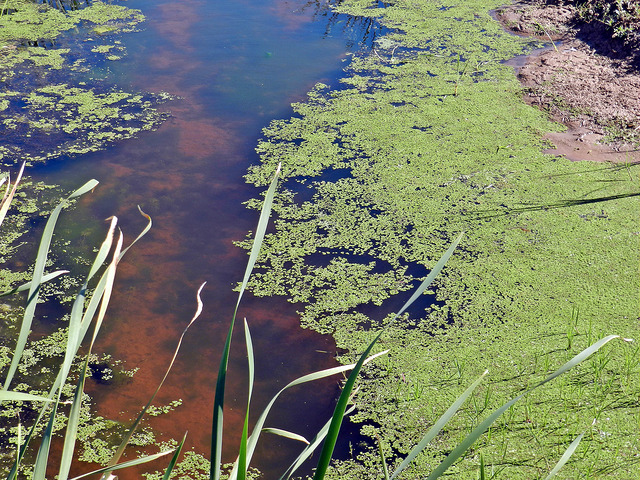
[573,0,640,42]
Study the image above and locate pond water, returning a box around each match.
[28,0,383,477]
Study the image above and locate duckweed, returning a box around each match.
[243,0,639,477]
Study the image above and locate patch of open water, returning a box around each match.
[26,0,385,477]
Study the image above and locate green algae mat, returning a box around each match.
[241,0,639,478]
[0,0,171,165]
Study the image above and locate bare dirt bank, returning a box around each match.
[496,1,640,163]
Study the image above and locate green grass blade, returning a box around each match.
[262,428,309,445]
[58,356,90,480]
[0,391,53,403]
[32,403,58,480]
[236,163,281,309]
[229,356,385,480]
[390,370,488,479]
[396,232,463,318]
[0,270,69,297]
[313,235,463,480]
[70,450,175,480]
[2,179,99,391]
[279,406,356,480]
[163,432,188,480]
[0,161,24,228]
[211,164,280,480]
[313,333,383,480]
[542,433,584,480]
[101,283,206,480]
[425,336,625,480]
[237,319,255,480]
[377,435,389,480]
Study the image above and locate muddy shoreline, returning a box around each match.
[497,1,640,163]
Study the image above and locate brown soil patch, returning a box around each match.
[496,1,640,163]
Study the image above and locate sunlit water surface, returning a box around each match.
[30,0,382,477]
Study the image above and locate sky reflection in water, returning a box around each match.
[33,0,381,477]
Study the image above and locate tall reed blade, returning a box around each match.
[2,179,99,392]
[163,433,188,480]
[99,282,206,480]
[542,433,584,480]
[389,370,488,479]
[425,336,628,480]
[237,319,255,480]
[210,164,281,480]
[313,233,463,480]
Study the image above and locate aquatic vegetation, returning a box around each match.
[241,0,640,477]
[0,173,189,478]
[0,0,171,166]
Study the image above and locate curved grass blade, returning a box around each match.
[389,370,488,479]
[70,450,176,480]
[163,432,188,480]
[0,270,69,297]
[425,335,624,480]
[542,433,584,480]
[279,406,356,480]
[2,179,99,392]
[262,428,309,445]
[211,164,281,480]
[313,234,463,480]
[0,391,53,403]
[33,403,58,480]
[58,353,91,480]
[100,282,206,480]
[229,354,386,480]
[0,161,24,228]
[237,319,255,480]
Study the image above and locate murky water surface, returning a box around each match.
[31,0,380,477]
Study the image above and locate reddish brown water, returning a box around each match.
[29,0,381,478]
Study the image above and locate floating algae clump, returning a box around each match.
[243,0,639,478]
[0,0,170,165]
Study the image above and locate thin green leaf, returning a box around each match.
[396,232,464,318]
[262,428,310,445]
[0,270,68,297]
[377,435,389,480]
[2,179,98,391]
[313,235,463,480]
[425,336,623,480]
[32,402,58,480]
[229,354,386,480]
[211,164,280,480]
[70,450,175,480]
[58,356,91,480]
[279,406,356,480]
[390,370,488,479]
[101,283,206,480]
[237,319,255,480]
[542,434,584,480]
[163,432,188,480]
[0,391,53,403]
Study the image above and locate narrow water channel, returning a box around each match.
[28,0,382,477]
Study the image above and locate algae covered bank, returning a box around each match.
[242,0,639,478]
